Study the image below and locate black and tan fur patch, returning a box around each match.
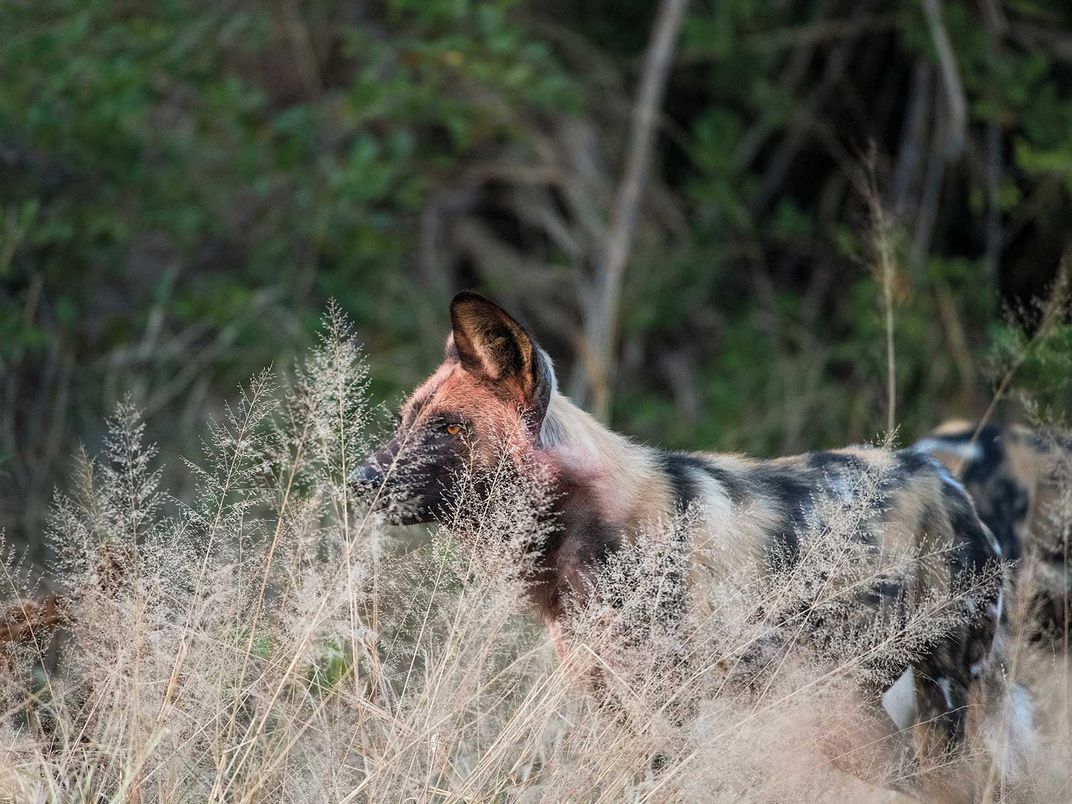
[917,420,1072,647]
[654,442,1004,757]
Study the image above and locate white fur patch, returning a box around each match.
[984,683,1038,782]
[982,523,1004,558]
[938,468,969,497]
[914,437,983,462]
[689,471,752,574]
[827,473,856,505]
[991,585,1005,621]
[921,451,972,496]
[881,667,916,732]
[937,677,955,710]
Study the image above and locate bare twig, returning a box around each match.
[909,101,947,272]
[863,155,898,435]
[1008,21,1072,63]
[981,3,1006,287]
[734,0,828,169]
[984,121,1004,284]
[279,0,323,99]
[753,1,874,212]
[887,62,932,219]
[740,11,903,53]
[581,0,690,422]
[921,0,967,158]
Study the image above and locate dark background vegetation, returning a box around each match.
[2,0,1071,557]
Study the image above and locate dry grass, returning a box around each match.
[0,306,1069,802]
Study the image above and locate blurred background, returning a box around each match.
[2,0,1071,559]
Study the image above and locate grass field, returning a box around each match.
[1,310,1069,803]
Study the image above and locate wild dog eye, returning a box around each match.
[445,423,463,436]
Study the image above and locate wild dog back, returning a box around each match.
[672,443,1004,770]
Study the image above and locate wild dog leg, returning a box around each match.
[911,600,998,801]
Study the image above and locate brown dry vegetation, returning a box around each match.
[0,307,1069,803]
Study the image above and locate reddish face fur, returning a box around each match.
[404,344,535,463]
[353,293,553,524]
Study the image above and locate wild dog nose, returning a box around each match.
[349,462,385,491]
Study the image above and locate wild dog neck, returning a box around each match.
[526,393,672,622]
[539,393,669,531]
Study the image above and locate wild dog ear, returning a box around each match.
[449,291,555,420]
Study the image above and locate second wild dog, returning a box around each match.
[918,419,1072,647]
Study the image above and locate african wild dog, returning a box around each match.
[917,420,1072,647]
[353,292,1010,790]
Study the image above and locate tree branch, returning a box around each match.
[581,0,690,421]
[921,0,967,158]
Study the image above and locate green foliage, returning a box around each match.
[608,0,1072,450]
[307,637,354,697]
[2,0,1072,550]
[0,0,576,367]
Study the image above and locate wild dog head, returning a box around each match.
[352,292,556,524]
